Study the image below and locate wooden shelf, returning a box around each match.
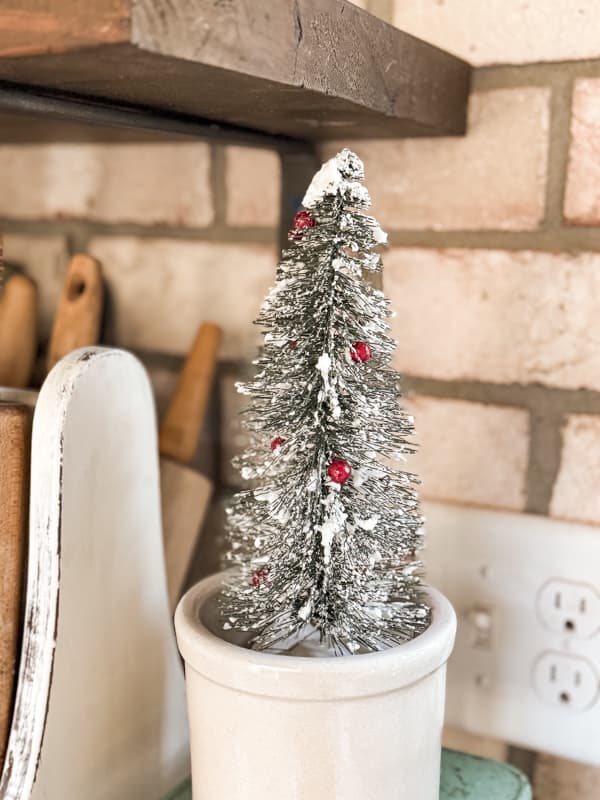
[0,0,470,145]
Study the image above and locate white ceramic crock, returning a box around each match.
[175,572,456,800]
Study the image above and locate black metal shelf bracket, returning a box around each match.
[0,81,313,153]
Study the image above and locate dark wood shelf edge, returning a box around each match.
[0,1,471,144]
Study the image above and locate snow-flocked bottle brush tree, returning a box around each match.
[221,149,430,655]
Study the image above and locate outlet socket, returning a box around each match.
[424,501,600,765]
[537,580,600,638]
[533,651,599,710]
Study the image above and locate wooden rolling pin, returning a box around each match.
[0,274,37,388]
[0,402,32,771]
[160,322,222,611]
[46,254,103,373]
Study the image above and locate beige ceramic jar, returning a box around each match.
[175,571,456,800]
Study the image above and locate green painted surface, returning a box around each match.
[440,750,532,799]
[162,749,532,800]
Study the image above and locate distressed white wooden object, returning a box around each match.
[0,348,190,800]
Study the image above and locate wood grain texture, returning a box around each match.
[533,753,600,800]
[0,0,129,57]
[159,322,222,465]
[46,254,103,373]
[0,348,189,800]
[0,274,37,388]
[0,0,471,140]
[0,403,32,774]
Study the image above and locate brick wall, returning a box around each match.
[2,138,281,579]
[342,1,600,796]
[3,2,600,796]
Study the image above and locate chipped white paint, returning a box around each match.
[0,348,189,800]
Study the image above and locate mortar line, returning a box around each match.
[543,73,575,230]
[386,228,600,251]
[473,58,600,91]
[401,375,600,415]
[0,218,278,245]
[524,408,564,516]
[163,357,600,416]
[210,143,228,226]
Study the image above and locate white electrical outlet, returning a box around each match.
[537,580,600,638]
[424,501,600,765]
[533,651,599,710]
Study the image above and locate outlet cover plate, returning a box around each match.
[424,501,600,765]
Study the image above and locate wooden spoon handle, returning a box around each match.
[0,402,32,770]
[159,322,222,464]
[46,254,103,373]
[0,274,38,388]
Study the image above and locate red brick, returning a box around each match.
[564,79,600,226]
[551,415,600,526]
[88,238,277,359]
[0,142,213,226]
[405,395,529,511]
[323,89,549,231]
[225,146,281,227]
[393,1,600,66]
[385,248,600,391]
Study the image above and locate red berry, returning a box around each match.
[252,569,268,587]
[327,458,352,485]
[294,211,316,230]
[271,437,286,452]
[288,340,298,349]
[288,211,316,241]
[350,342,372,363]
